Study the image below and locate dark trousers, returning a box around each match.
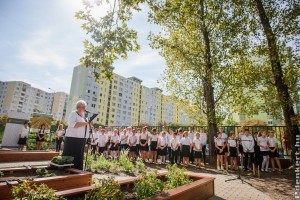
[167,147,172,161]
[189,146,194,163]
[244,152,254,170]
[62,137,86,170]
[171,149,178,164]
[202,145,206,164]
[55,138,63,152]
[91,145,97,154]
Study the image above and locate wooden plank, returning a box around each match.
[0,151,59,162]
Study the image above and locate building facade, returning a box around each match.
[0,81,68,121]
[66,65,192,126]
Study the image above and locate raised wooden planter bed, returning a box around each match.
[56,172,215,200]
[0,167,93,200]
[0,151,59,162]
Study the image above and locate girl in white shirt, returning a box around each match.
[110,129,120,160]
[120,129,128,151]
[128,129,138,161]
[170,132,179,165]
[18,121,29,151]
[177,129,183,164]
[158,132,168,164]
[90,128,98,155]
[55,124,65,152]
[199,127,207,165]
[258,130,269,172]
[149,128,159,164]
[227,131,238,170]
[215,132,225,170]
[98,129,108,156]
[139,127,149,162]
[268,130,282,173]
[193,132,202,169]
[180,131,192,167]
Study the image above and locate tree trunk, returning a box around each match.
[254,0,299,163]
[199,0,218,157]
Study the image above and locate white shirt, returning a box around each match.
[180,137,191,146]
[140,133,148,140]
[215,137,224,146]
[200,132,207,145]
[111,135,119,143]
[170,137,179,149]
[188,131,195,141]
[136,133,140,143]
[221,133,228,143]
[20,127,29,138]
[159,136,167,146]
[167,133,172,147]
[258,137,269,151]
[228,138,237,147]
[120,133,127,144]
[128,135,137,146]
[176,134,182,142]
[268,137,278,148]
[241,135,254,152]
[147,132,152,145]
[98,134,108,147]
[91,133,98,145]
[238,132,244,140]
[56,130,65,137]
[65,111,90,138]
[159,131,169,137]
[151,134,158,142]
[193,138,202,150]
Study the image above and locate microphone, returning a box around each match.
[85,110,92,113]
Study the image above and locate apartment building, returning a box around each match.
[0,81,68,121]
[66,65,193,126]
[51,92,69,121]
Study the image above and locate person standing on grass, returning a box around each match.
[219,127,228,171]
[241,129,255,172]
[110,129,120,160]
[258,130,269,172]
[98,128,108,156]
[215,132,225,171]
[180,131,192,167]
[36,124,47,150]
[227,131,238,170]
[170,132,179,165]
[139,127,149,162]
[90,127,98,155]
[199,127,207,166]
[149,128,159,164]
[18,121,29,151]
[167,129,174,163]
[120,128,128,151]
[193,132,202,169]
[158,131,168,164]
[128,129,137,161]
[268,130,282,173]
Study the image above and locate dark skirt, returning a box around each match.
[158,146,167,156]
[110,143,119,151]
[120,143,128,150]
[139,139,148,151]
[18,137,27,145]
[62,137,86,170]
[239,144,244,154]
[229,147,237,157]
[106,141,111,150]
[99,147,106,154]
[130,145,137,152]
[269,147,279,158]
[194,150,202,158]
[261,151,269,156]
[151,141,158,151]
[217,146,225,155]
[223,144,228,153]
[181,145,190,157]
[36,134,45,142]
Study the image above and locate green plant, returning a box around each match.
[135,159,146,173]
[51,156,74,165]
[85,154,93,170]
[164,164,192,190]
[0,171,4,177]
[84,177,123,200]
[12,180,64,200]
[93,155,113,172]
[35,168,55,177]
[117,151,134,173]
[133,170,164,199]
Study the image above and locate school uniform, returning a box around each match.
[238,132,245,154]
[158,136,168,156]
[228,138,237,157]
[36,129,47,142]
[135,132,140,155]
[150,134,158,151]
[215,137,225,155]
[170,137,179,164]
[139,133,149,151]
[128,135,137,152]
[90,132,98,154]
[180,137,191,157]
[18,127,29,145]
[119,133,128,150]
[98,134,108,154]
[147,132,152,151]
[188,131,195,162]
[167,133,172,161]
[268,137,279,158]
[241,135,255,170]
[193,138,202,158]
[200,132,207,163]
[110,135,119,151]
[258,137,269,156]
[221,133,228,153]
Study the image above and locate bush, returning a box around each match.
[117,151,134,173]
[164,164,192,190]
[51,156,74,165]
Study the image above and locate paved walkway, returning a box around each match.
[0,161,273,200]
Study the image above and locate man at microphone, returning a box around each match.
[62,100,91,170]
[241,129,254,172]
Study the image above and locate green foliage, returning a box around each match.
[0,171,4,177]
[36,168,55,178]
[93,155,115,172]
[117,151,134,173]
[135,159,146,173]
[26,132,50,150]
[51,156,74,165]
[85,154,93,170]
[84,177,123,200]
[164,164,191,190]
[133,170,164,199]
[12,180,64,200]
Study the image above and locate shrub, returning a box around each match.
[51,156,74,165]
[36,168,55,177]
[135,159,146,173]
[164,164,192,190]
[117,151,134,173]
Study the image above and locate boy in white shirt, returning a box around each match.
[241,129,254,172]
[170,132,179,165]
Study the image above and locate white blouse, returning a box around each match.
[120,133,127,144]
[193,138,202,150]
[159,136,167,146]
[98,134,108,147]
[65,111,90,138]
[111,135,119,143]
[228,138,237,147]
[151,134,158,141]
[170,138,179,148]
[268,137,278,148]
[180,137,191,146]
[215,137,224,146]
[140,133,148,140]
[56,130,65,137]
[200,132,207,145]
[20,127,29,138]
[188,131,195,141]
[128,135,137,146]
[258,137,269,151]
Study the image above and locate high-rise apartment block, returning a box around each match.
[66,65,191,126]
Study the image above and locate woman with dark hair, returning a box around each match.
[18,121,29,151]
[36,124,47,150]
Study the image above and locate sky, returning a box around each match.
[0,0,166,93]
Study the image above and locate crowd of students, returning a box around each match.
[89,126,207,168]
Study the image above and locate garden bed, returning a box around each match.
[0,167,93,200]
[0,151,59,162]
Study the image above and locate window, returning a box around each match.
[87,90,90,93]
[119,93,122,97]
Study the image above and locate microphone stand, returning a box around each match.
[84,111,96,171]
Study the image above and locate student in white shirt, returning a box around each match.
[167,129,174,163]
[180,131,192,167]
[54,124,65,152]
[219,127,229,170]
[36,124,47,150]
[215,132,225,170]
[170,132,179,165]
[119,129,128,151]
[90,128,98,155]
[149,128,159,164]
[136,128,141,157]
[158,132,168,164]
[241,129,255,172]
[227,131,238,170]
[110,129,120,160]
[258,130,269,172]
[128,129,138,161]
[193,132,202,169]
[199,127,207,165]
[98,129,108,155]
[268,130,282,173]
[188,127,195,163]
[18,121,29,151]
[139,127,149,162]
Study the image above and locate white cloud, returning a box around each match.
[18,30,68,69]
